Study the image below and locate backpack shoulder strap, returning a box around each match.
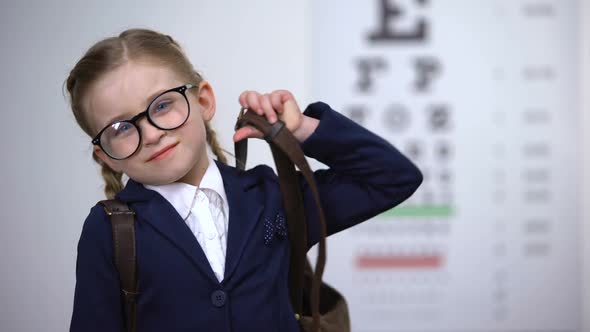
[234,110,327,331]
[98,199,138,332]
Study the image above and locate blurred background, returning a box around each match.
[0,0,588,331]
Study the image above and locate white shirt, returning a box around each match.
[144,157,229,282]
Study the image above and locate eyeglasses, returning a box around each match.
[92,83,197,160]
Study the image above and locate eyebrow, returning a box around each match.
[102,87,169,126]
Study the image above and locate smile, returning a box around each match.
[147,142,179,162]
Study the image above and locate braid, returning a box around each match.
[92,152,124,199]
[205,122,227,164]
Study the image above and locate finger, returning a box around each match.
[238,91,250,108]
[273,89,295,104]
[233,126,264,142]
[270,92,284,114]
[246,92,262,114]
[260,94,277,123]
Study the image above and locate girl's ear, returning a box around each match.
[93,146,123,173]
[195,80,216,122]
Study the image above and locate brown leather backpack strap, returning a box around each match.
[235,114,308,316]
[270,143,309,317]
[235,110,328,331]
[265,117,328,330]
[99,199,138,332]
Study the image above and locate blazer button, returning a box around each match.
[211,290,227,307]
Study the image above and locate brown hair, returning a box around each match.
[65,28,227,199]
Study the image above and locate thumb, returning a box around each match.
[279,99,302,133]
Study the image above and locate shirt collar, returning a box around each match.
[143,157,228,220]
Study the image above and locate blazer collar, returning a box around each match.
[115,160,264,284]
[116,160,260,203]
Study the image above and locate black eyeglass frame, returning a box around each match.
[91,83,197,160]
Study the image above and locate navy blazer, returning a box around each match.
[70,102,422,332]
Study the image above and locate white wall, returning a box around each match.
[581,0,590,330]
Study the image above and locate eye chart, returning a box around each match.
[310,1,581,331]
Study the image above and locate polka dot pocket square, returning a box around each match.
[263,212,287,245]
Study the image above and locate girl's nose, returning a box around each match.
[138,117,166,146]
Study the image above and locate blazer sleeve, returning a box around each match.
[70,204,125,332]
[297,102,423,248]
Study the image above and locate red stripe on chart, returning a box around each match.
[356,254,443,269]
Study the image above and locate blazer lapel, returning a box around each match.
[216,161,264,281]
[116,161,266,284]
[116,179,219,284]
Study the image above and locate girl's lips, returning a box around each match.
[147,142,179,162]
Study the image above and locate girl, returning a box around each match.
[67,28,422,332]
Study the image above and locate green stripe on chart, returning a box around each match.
[380,205,454,218]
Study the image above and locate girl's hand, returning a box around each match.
[234,90,319,143]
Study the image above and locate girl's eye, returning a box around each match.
[114,123,132,136]
[154,101,171,113]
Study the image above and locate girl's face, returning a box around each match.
[86,60,216,186]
